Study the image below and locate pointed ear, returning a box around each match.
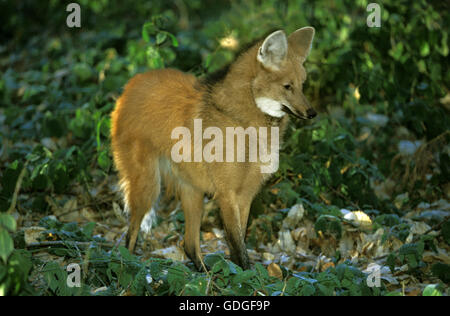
[257,30,288,71]
[288,26,315,59]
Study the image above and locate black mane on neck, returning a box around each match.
[201,64,231,88]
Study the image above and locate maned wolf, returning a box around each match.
[111,27,316,270]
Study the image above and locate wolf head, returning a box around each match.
[253,27,316,120]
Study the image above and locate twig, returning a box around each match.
[7,159,30,215]
[420,215,450,238]
[112,230,127,252]
[26,240,115,249]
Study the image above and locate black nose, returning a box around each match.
[306,108,317,119]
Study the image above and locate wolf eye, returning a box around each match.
[283,84,292,91]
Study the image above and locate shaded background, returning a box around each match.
[0,0,449,296]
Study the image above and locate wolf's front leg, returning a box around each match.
[218,193,250,270]
[180,185,205,270]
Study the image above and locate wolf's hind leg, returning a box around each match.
[118,145,160,253]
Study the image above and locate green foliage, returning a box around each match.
[40,216,98,243]
[0,250,34,296]
[387,242,426,272]
[141,15,179,69]
[31,216,388,296]
[441,220,450,244]
[285,263,383,296]
[431,263,450,284]
[315,215,343,239]
[0,214,34,296]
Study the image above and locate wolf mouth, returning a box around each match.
[281,104,307,120]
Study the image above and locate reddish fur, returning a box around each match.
[111,28,315,270]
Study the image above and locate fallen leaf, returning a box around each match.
[267,263,283,280]
[321,261,335,272]
[344,210,372,229]
[276,230,296,253]
[150,245,186,261]
[410,221,431,235]
[262,252,275,262]
[203,231,216,241]
[282,203,305,229]
[24,226,47,245]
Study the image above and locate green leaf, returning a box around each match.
[389,42,404,61]
[385,291,403,296]
[82,222,96,238]
[146,46,164,69]
[203,252,226,269]
[167,264,190,294]
[184,277,208,296]
[156,32,167,45]
[386,253,396,273]
[2,250,34,295]
[315,215,342,239]
[118,270,133,288]
[0,214,17,232]
[142,22,157,42]
[420,42,430,57]
[73,63,94,81]
[166,33,179,47]
[431,263,450,283]
[118,246,135,261]
[131,266,150,295]
[43,262,68,295]
[0,229,14,263]
[300,283,316,296]
[417,59,427,73]
[232,270,256,284]
[422,284,442,296]
[97,150,111,171]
